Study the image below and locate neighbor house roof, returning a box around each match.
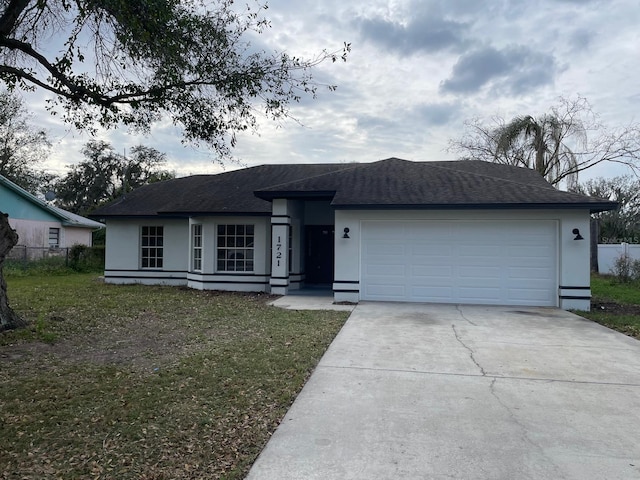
[91,158,617,217]
[0,175,104,228]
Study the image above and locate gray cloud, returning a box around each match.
[358,101,461,132]
[415,102,461,126]
[440,46,558,95]
[569,28,595,51]
[356,15,469,55]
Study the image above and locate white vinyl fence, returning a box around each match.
[598,243,640,274]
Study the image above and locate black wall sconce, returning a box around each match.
[342,227,350,239]
[572,228,584,240]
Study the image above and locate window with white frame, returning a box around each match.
[48,227,60,248]
[141,226,163,268]
[192,224,202,272]
[217,224,254,272]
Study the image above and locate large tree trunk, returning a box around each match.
[0,212,26,331]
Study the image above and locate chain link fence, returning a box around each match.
[7,245,70,264]
[5,245,105,272]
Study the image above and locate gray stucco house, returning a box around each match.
[91,158,616,311]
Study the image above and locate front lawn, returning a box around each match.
[0,274,348,479]
[580,274,640,340]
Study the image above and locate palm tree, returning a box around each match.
[493,113,583,189]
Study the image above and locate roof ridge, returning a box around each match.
[427,161,563,192]
[0,174,104,227]
[254,162,362,191]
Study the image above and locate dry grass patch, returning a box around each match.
[0,274,348,479]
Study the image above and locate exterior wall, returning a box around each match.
[0,185,58,222]
[270,199,292,295]
[104,218,189,286]
[62,227,94,247]
[9,218,94,249]
[556,210,591,310]
[288,201,305,289]
[334,209,592,310]
[9,218,63,248]
[187,216,271,292]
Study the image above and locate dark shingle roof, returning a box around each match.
[91,163,353,217]
[91,158,617,217]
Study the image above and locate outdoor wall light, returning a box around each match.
[572,228,584,240]
[343,227,350,239]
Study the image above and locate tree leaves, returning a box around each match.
[449,96,640,189]
[54,140,175,215]
[0,90,52,194]
[0,1,350,158]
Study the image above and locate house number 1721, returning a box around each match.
[276,236,282,267]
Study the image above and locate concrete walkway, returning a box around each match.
[247,302,640,479]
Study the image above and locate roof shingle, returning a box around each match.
[91,158,617,217]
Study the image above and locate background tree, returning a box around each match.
[55,140,175,216]
[449,97,640,189]
[0,0,348,331]
[0,90,52,193]
[573,176,640,244]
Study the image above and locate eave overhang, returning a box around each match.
[331,202,618,214]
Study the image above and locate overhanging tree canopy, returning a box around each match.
[0,0,349,331]
[0,0,349,156]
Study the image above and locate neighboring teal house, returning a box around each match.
[0,175,104,254]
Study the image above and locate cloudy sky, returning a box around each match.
[28,0,640,182]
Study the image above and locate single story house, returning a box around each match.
[91,158,617,311]
[1,175,104,255]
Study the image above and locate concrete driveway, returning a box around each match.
[246,302,640,479]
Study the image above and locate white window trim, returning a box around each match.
[216,224,255,273]
[192,224,203,272]
[141,225,164,269]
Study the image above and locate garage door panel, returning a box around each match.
[458,265,501,279]
[366,264,405,276]
[458,245,502,257]
[364,243,406,256]
[411,255,453,266]
[411,286,455,301]
[412,265,453,277]
[411,244,453,256]
[411,277,454,288]
[365,284,406,299]
[508,288,554,303]
[506,245,554,257]
[361,220,557,307]
[458,288,502,303]
[507,266,555,280]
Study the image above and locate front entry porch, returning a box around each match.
[269,199,336,296]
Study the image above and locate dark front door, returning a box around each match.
[305,225,334,284]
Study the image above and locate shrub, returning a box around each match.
[68,244,105,272]
[4,256,73,277]
[611,253,640,283]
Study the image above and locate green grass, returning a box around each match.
[580,274,640,340]
[590,274,640,304]
[0,274,349,479]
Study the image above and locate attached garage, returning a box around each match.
[360,220,557,306]
[94,157,618,312]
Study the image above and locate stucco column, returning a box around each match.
[270,199,290,295]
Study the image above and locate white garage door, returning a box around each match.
[361,220,557,306]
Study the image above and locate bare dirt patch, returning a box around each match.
[1,276,347,480]
[591,301,640,316]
